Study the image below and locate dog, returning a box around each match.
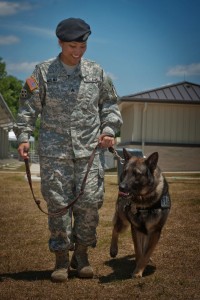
[110,148,171,278]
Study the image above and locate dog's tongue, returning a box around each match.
[118,191,129,197]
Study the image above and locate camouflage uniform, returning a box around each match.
[14,55,122,252]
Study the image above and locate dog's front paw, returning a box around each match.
[110,246,118,258]
[132,270,143,278]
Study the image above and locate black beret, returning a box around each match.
[56,18,91,42]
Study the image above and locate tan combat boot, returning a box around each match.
[51,250,69,282]
[70,244,94,278]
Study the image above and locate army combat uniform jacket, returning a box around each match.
[14,56,123,159]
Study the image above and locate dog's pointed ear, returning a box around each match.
[123,148,132,161]
[145,152,159,172]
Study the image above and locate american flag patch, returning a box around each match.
[26,77,38,91]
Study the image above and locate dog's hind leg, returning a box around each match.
[110,212,129,258]
[132,229,161,278]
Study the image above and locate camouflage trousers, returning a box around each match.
[40,153,105,252]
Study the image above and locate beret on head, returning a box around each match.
[56,18,91,42]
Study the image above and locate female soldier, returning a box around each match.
[14,17,122,282]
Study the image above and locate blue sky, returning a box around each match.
[0,0,200,96]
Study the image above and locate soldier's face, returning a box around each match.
[60,41,87,65]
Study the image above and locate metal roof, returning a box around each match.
[0,93,15,129]
[119,81,200,105]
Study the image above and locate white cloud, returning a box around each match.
[167,63,200,76]
[21,25,54,38]
[106,71,118,81]
[7,61,39,73]
[3,24,55,38]
[0,35,20,45]
[0,1,33,16]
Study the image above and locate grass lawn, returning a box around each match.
[0,171,200,299]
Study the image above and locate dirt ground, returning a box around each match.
[0,170,200,300]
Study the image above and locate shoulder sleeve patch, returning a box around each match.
[26,77,38,91]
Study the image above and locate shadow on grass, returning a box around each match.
[99,255,156,283]
[0,270,52,282]
[0,257,156,283]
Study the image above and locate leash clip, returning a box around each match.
[108,147,125,165]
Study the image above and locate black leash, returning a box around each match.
[24,144,99,217]
[24,146,124,217]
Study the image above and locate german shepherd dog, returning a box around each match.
[110,149,171,278]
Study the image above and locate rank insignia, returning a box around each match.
[20,88,28,98]
[26,77,38,91]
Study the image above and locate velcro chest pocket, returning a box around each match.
[78,75,102,101]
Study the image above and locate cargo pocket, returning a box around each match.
[49,170,63,195]
[44,170,65,211]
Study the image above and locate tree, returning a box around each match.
[0,58,23,117]
[0,58,40,141]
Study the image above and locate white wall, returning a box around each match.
[145,103,200,143]
[120,102,200,144]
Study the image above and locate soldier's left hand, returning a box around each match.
[98,134,115,148]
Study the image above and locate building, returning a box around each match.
[118,81,200,171]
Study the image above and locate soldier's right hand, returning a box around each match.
[18,142,30,159]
